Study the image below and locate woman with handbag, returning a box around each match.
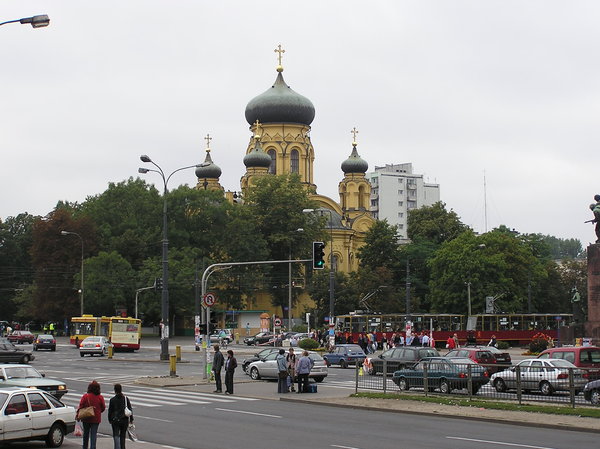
[108,383,133,449]
[77,380,106,449]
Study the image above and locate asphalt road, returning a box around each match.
[9,338,597,449]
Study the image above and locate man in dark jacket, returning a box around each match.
[108,383,132,449]
[224,349,237,394]
[212,345,224,393]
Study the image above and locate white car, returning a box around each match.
[79,336,112,357]
[247,350,328,382]
[0,386,76,447]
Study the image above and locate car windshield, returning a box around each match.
[5,366,42,379]
[308,353,323,361]
[38,335,53,339]
[84,337,101,343]
[550,359,576,368]
[449,357,476,365]
[343,345,363,352]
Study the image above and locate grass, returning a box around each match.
[350,392,600,419]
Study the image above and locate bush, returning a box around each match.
[529,332,552,354]
[292,324,308,333]
[298,338,318,350]
[497,341,510,350]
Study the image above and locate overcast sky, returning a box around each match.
[2,1,599,247]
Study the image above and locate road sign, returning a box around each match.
[203,292,217,307]
[274,317,282,327]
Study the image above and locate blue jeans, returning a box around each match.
[82,422,99,449]
[112,421,129,449]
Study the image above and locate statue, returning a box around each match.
[587,194,600,243]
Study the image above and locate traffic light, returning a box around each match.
[312,241,325,270]
[154,278,163,291]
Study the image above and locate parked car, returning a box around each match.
[244,332,274,346]
[242,347,280,373]
[0,339,35,364]
[392,357,490,394]
[445,347,498,373]
[323,344,366,368]
[33,334,57,351]
[0,386,76,447]
[79,336,111,357]
[0,364,68,399]
[490,358,587,395]
[538,346,600,380]
[209,329,234,344]
[7,331,35,345]
[583,379,600,405]
[366,346,439,375]
[247,350,328,382]
[480,345,512,367]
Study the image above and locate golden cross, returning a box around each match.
[204,134,212,151]
[274,44,285,66]
[351,127,359,144]
[253,120,262,138]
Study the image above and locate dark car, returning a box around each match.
[445,347,498,373]
[323,344,366,368]
[244,332,274,346]
[0,339,35,364]
[242,347,280,373]
[392,357,490,394]
[366,346,440,375]
[538,346,600,380]
[583,379,600,405]
[33,334,57,351]
[7,331,35,345]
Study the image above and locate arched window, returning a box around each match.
[359,185,366,209]
[267,149,276,174]
[290,149,299,174]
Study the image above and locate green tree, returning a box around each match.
[407,201,470,245]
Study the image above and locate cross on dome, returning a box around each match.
[204,134,212,152]
[351,127,359,145]
[274,44,285,72]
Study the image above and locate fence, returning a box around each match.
[354,359,599,409]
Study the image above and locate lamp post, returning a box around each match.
[466,243,486,326]
[303,208,335,325]
[288,228,304,330]
[138,155,200,360]
[60,231,84,316]
[0,15,50,28]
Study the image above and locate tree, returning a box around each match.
[407,201,470,245]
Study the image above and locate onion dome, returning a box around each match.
[243,137,272,169]
[245,68,315,126]
[341,143,368,174]
[195,149,222,179]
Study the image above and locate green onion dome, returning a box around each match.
[341,143,368,174]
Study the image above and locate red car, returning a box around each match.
[538,346,600,380]
[7,331,35,345]
[445,347,498,373]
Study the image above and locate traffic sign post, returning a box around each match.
[274,317,282,327]
[203,292,217,308]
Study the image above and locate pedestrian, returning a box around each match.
[488,335,497,348]
[276,349,288,393]
[296,350,313,393]
[224,349,237,394]
[246,323,250,336]
[421,333,430,347]
[108,383,133,449]
[286,347,297,392]
[77,380,106,449]
[446,335,455,350]
[212,345,224,393]
[453,333,460,349]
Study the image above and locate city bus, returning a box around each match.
[70,315,142,351]
[335,312,574,346]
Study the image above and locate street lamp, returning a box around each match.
[0,15,50,28]
[466,243,486,324]
[60,231,84,316]
[303,208,335,326]
[138,155,200,360]
[288,228,304,329]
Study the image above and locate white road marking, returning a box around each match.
[130,390,228,404]
[446,436,557,449]
[135,414,173,422]
[331,445,362,449]
[215,408,282,418]
[142,387,260,401]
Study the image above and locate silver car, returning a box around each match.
[491,358,587,395]
[0,387,76,447]
[79,336,112,357]
[247,350,328,382]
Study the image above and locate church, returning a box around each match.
[192,47,375,330]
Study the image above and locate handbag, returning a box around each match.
[77,396,95,421]
[124,396,132,418]
[127,423,138,442]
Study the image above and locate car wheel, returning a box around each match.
[340,359,348,369]
[250,367,260,380]
[397,377,409,391]
[51,347,56,352]
[103,347,108,356]
[21,355,30,363]
[34,346,38,351]
[80,353,85,357]
[439,379,452,394]
[590,389,600,405]
[471,385,481,395]
[494,378,507,393]
[369,365,377,376]
[46,422,65,448]
[539,381,553,396]
[314,377,324,383]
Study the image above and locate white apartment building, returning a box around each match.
[368,163,440,240]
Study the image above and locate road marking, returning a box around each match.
[446,436,557,449]
[130,389,230,404]
[135,414,173,423]
[331,445,362,449]
[215,408,282,418]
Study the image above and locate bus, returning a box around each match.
[70,315,141,351]
[335,312,574,346]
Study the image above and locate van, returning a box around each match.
[538,346,600,380]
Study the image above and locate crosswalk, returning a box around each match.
[60,386,260,410]
[62,374,141,384]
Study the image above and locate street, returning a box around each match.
[7,337,598,449]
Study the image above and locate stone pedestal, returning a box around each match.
[585,244,600,342]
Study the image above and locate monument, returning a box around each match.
[586,194,600,342]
